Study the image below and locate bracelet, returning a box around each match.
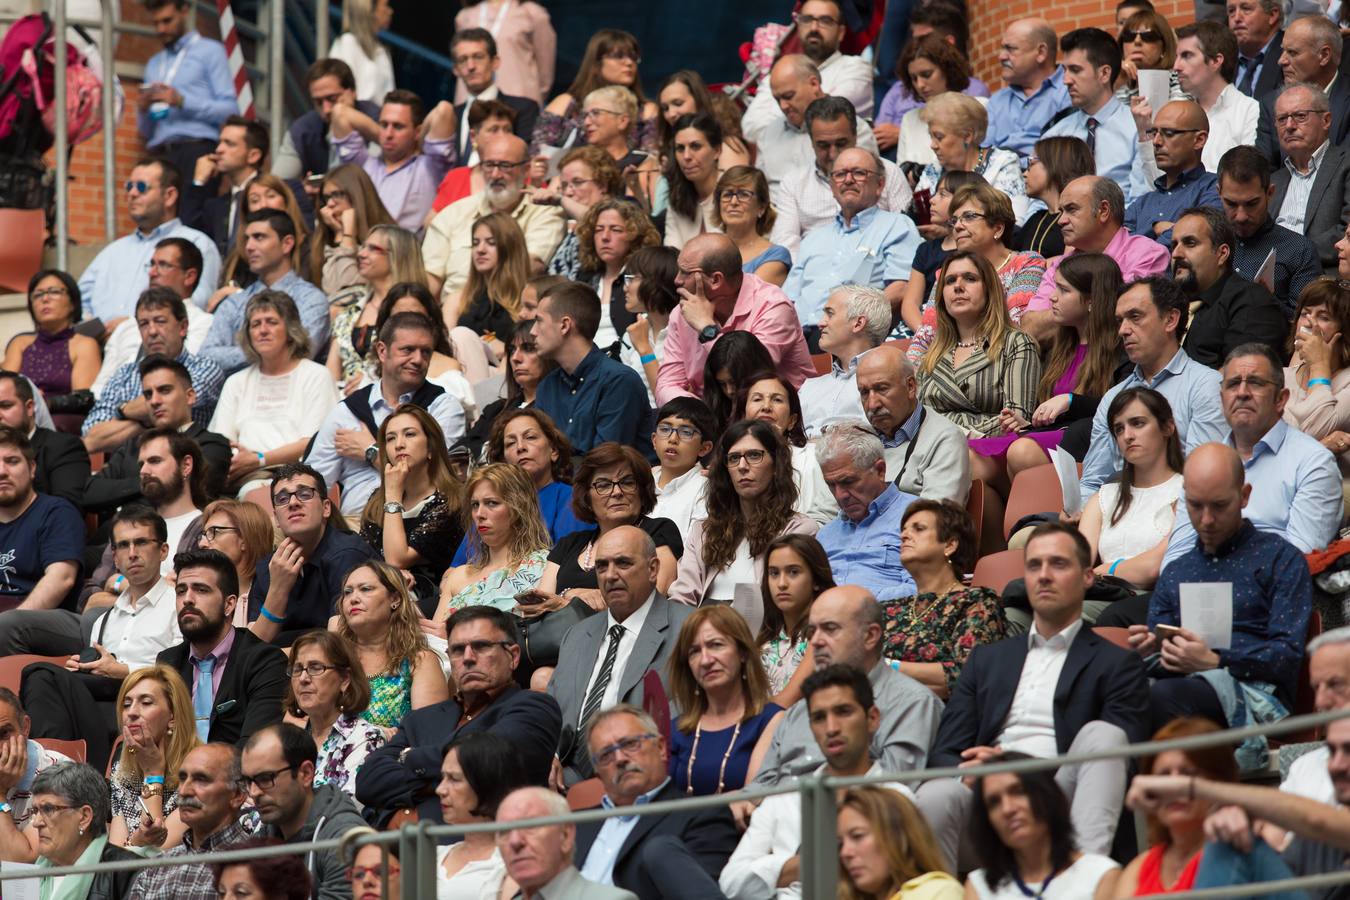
[639,353,657,365]
[143,775,165,785]
[1108,558,1124,576]
[1310,377,1333,388]
[256,451,266,466]
[258,604,285,624]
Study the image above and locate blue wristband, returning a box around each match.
[258,605,284,624]
[1108,558,1124,576]
[143,775,165,785]
[639,353,657,365]
[1310,378,1333,388]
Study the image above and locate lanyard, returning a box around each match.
[478,0,512,37]
[1012,867,1059,899]
[893,407,927,487]
[159,31,199,87]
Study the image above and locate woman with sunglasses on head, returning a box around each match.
[197,498,275,625]
[669,419,818,607]
[283,630,385,800]
[310,163,395,297]
[621,245,681,397]
[758,533,834,708]
[713,166,791,288]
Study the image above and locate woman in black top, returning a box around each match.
[459,319,557,459]
[1015,136,1095,259]
[533,442,683,608]
[452,211,530,354]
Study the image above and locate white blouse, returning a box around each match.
[969,853,1119,899]
[329,32,396,104]
[791,444,840,526]
[1095,472,1183,564]
[437,844,507,900]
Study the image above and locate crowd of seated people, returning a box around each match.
[18,0,1350,895]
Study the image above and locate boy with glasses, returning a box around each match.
[650,398,715,542]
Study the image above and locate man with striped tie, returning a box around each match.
[548,525,692,785]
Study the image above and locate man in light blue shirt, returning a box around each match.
[305,314,465,517]
[1160,343,1340,569]
[1080,277,1228,496]
[198,210,329,376]
[783,147,918,346]
[78,158,221,328]
[816,421,918,600]
[1042,27,1139,202]
[985,19,1072,156]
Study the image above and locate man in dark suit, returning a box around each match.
[273,58,379,182]
[355,605,562,823]
[914,523,1150,871]
[451,28,540,161]
[1255,16,1349,166]
[574,704,737,899]
[0,372,87,507]
[1270,83,1350,273]
[179,116,268,257]
[546,525,692,782]
[1230,0,1282,99]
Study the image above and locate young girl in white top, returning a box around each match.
[329,0,395,103]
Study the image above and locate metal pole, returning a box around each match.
[412,820,437,900]
[53,0,68,271]
[100,0,115,243]
[315,0,330,65]
[268,0,283,163]
[798,774,838,900]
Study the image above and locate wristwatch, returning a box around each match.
[364,444,379,467]
[697,324,720,344]
[384,501,405,515]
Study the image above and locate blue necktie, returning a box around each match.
[193,655,215,742]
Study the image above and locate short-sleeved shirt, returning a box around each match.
[0,494,83,611]
[548,516,683,592]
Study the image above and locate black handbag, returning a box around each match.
[514,597,596,670]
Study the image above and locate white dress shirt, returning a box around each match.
[651,465,707,542]
[997,618,1083,759]
[89,578,183,671]
[798,352,870,438]
[578,593,655,722]
[1278,140,1331,234]
[742,100,878,204]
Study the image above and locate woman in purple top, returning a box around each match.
[3,269,100,418]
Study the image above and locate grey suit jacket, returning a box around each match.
[537,867,638,900]
[1271,142,1350,273]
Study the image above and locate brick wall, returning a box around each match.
[968,0,1196,88]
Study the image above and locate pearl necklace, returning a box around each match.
[954,338,983,349]
[686,720,742,795]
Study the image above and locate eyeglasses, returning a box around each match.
[655,423,701,441]
[30,287,68,300]
[272,486,320,507]
[320,189,350,206]
[359,242,389,256]
[1221,375,1277,392]
[200,525,239,543]
[795,12,840,27]
[559,177,596,192]
[946,211,987,230]
[480,159,526,173]
[125,180,152,194]
[239,766,297,791]
[591,477,638,496]
[347,864,400,882]
[146,259,182,272]
[591,733,658,767]
[582,108,624,120]
[719,188,757,204]
[1121,28,1163,42]
[1275,109,1325,126]
[447,639,514,660]
[1144,127,1203,140]
[113,537,161,552]
[601,49,640,63]
[726,449,769,467]
[1019,155,1041,172]
[30,803,75,820]
[830,167,877,183]
[287,662,344,679]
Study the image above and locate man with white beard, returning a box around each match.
[422,133,566,304]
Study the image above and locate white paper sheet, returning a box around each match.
[1180,582,1233,649]
[1053,446,1082,516]
[1,861,44,900]
[1256,248,1277,293]
[1137,70,1171,118]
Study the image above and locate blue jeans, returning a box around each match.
[1192,839,1311,899]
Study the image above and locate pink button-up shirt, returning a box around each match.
[655,274,816,406]
[1026,225,1172,311]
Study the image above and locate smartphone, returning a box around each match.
[305,173,325,186]
[78,647,101,664]
[1155,624,1184,642]
[514,589,543,605]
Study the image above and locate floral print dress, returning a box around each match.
[314,713,386,798]
[881,586,1008,694]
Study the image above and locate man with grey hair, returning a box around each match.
[126,743,251,900]
[799,285,889,437]
[1270,82,1350,271]
[572,704,736,898]
[497,787,637,900]
[1256,17,1350,166]
[1021,175,1171,342]
[985,18,1071,157]
[1229,0,1283,96]
[815,419,918,600]
[1276,627,1350,808]
[783,146,919,349]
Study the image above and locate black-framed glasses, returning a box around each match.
[447,639,513,660]
[726,449,769,467]
[240,766,297,791]
[719,188,757,204]
[113,537,161,552]
[1121,28,1163,42]
[200,525,239,543]
[30,287,69,300]
[321,189,349,206]
[946,211,987,230]
[591,478,638,496]
[591,733,658,767]
[1275,109,1325,127]
[287,662,345,679]
[1144,127,1203,140]
[655,423,701,441]
[795,12,840,27]
[480,160,526,173]
[272,486,320,507]
[1221,375,1277,391]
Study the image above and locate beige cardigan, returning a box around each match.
[667,512,819,608]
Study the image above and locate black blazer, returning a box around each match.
[30,426,90,507]
[354,684,562,823]
[454,92,540,160]
[83,422,231,513]
[574,781,738,900]
[1248,30,1285,102]
[929,624,1150,769]
[87,840,141,900]
[1270,141,1350,272]
[1255,68,1350,168]
[157,627,287,746]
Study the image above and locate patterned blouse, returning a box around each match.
[531,97,659,155]
[361,491,465,606]
[917,329,1042,437]
[908,251,1048,360]
[915,148,1031,225]
[331,289,374,383]
[761,631,808,695]
[881,586,1008,693]
[110,760,180,833]
[365,659,413,730]
[314,713,386,797]
[445,549,548,613]
[547,231,582,281]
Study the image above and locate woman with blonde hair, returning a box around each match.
[197,498,275,625]
[329,0,394,103]
[838,787,961,900]
[576,198,661,350]
[335,559,448,732]
[360,403,467,610]
[216,175,310,292]
[915,93,1029,226]
[108,665,200,850]
[327,224,425,393]
[310,163,395,294]
[666,605,783,796]
[434,462,550,617]
[712,166,790,287]
[452,212,531,367]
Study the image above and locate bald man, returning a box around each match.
[1130,442,1311,741]
[1256,15,1350,166]
[1124,101,1222,248]
[751,585,941,788]
[546,525,693,783]
[655,233,815,405]
[985,19,1072,156]
[423,132,566,301]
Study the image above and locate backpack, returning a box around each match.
[0,13,102,150]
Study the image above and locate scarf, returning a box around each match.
[37,834,106,900]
